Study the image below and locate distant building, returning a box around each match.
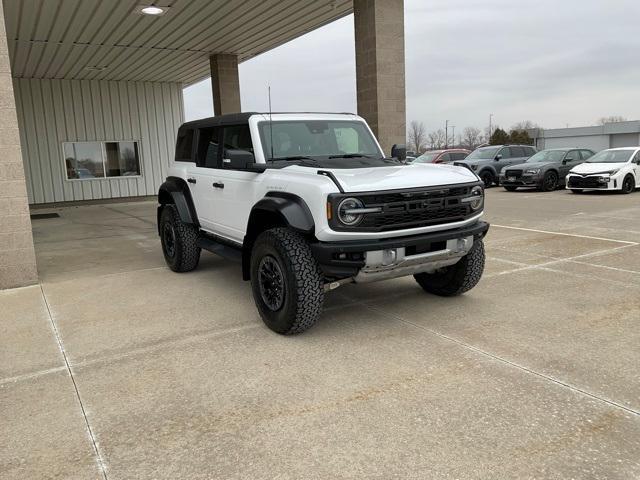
[529,121,640,151]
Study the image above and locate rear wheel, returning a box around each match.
[414,240,485,296]
[159,204,201,272]
[250,228,324,334]
[503,186,518,192]
[479,171,494,188]
[621,175,635,194]
[539,171,558,192]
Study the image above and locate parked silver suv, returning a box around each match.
[454,145,537,187]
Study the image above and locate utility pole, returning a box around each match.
[488,114,493,142]
[451,125,456,148]
[445,120,449,148]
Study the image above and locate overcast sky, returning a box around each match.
[183,0,640,135]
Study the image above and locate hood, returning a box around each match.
[506,162,554,171]
[570,162,626,175]
[316,163,479,192]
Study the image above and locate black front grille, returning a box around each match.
[504,169,523,178]
[568,176,602,188]
[330,184,478,232]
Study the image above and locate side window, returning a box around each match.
[451,152,466,161]
[564,150,579,161]
[499,147,512,159]
[196,127,221,168]
[439,153,451,162]
[510,146,525,157]
[222,124,255,169]
[525,147,536,156]
[633,150,640,164]
[580,150,594,160]
[175,129,194,162]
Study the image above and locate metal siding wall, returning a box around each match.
[543,135,610,152]
[13,78,184,204]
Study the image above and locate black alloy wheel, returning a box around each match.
[621,175,635,194]
[540,171,558,192]
[162,222,177,259]
[258,255,286,311]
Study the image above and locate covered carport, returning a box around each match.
[0,0,406,289]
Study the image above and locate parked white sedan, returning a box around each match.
[566,147,640,194]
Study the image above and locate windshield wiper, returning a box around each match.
[328,154,373,159]
[269,155,315,161]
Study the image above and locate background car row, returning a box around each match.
[410,144,640,194]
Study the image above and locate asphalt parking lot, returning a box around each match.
[2,188,640,479]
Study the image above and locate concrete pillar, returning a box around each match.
[210,54,241,115]
[0,0,37,289]
[354,0,406,156]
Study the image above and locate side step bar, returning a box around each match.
[198,234,242,263]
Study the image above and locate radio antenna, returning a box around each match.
[268,86,274,161]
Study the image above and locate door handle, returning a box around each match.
[212,182,225,189]
[187,177,196,184]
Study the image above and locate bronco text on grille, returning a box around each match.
[329,184,479,232]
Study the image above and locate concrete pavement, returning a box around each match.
[2,189,639,479]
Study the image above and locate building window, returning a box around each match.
[63,141,141,180]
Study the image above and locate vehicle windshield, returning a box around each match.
[258,120,382,161]
[412,152,440,163]
[466,146,500,160]
[527,150,566,163]
[586,149,633,163]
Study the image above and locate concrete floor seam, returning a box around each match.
[360,302,640,419]
[39,285,110,480]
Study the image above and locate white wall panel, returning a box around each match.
[543,135,610,152]
[13,78,184,204]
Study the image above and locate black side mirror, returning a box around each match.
[391,144,407,161]
[223,149,255,169]
[494,154,502,161]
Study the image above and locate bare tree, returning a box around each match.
[427,129,446,149]
[597,116,627,125]
[407,121,427,153]
[461,126,483,149]
[511,120,540,131]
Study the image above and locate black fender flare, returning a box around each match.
[157,176,199,234]
[241,192,315,280]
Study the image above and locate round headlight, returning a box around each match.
[337,197,365,226]
[468,185,484,211]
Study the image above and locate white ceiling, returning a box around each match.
[4,0,352,85]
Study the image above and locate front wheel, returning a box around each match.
[621,175,635,194]
[479,171,494,188]
[539,171,558,192]
[414,239,485,296]
[250,228,324,334]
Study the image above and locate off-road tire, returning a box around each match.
[479,171,494,188]
[414,239,485,296]
[250,227,324,335]
[539,171,558,192]
[503,186,518,192]
[160,204,201,272]
[621,175,635,194]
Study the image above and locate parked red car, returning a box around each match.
[411,149,471,164]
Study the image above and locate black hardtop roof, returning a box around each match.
[179,112,358,130]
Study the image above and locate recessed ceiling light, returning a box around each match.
[137,5,168,16]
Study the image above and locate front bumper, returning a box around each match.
[310,220,489,281]
[499,173,542,187]
[566,174,615,190]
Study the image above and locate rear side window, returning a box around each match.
[510,146,525,157]
[451,152,468,161]
[196,127,221,168]
[175,129,194,162]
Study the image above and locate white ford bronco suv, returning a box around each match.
[157,113,489,334]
